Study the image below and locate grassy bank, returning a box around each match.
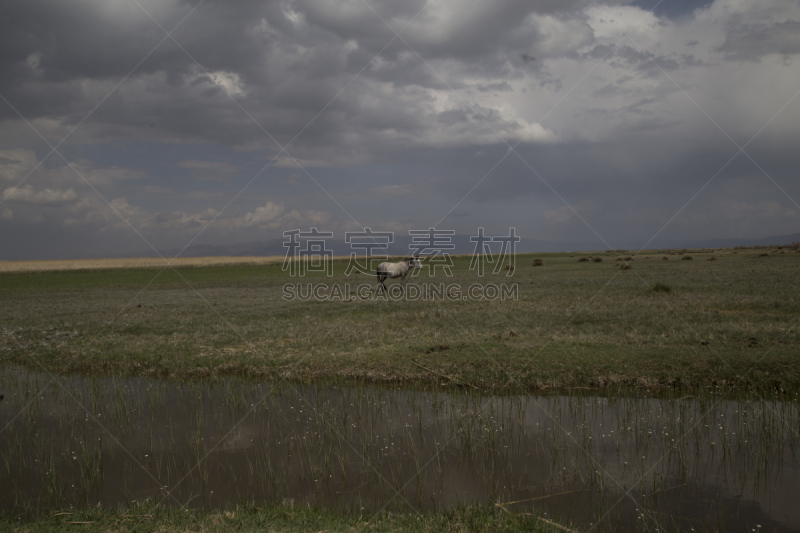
[0,255,286,273]
[2,502,568,533]
[1,248,798,392]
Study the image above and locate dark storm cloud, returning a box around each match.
[1,0,799,260]
[382,113,800,215]
[410,132,800,246]
[0,0,297,87]
[0,1,166,84]
[0,0,319,144]
[0,0,587,157]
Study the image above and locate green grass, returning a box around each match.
[0,262,288,293]
[1,502,566,532]
[1,249,799,393]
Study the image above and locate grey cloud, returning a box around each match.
[582,44,681,75]
[2,0,800,259]
[623,97,660,114]
[2,185,77,205]
[437,109,470,126]
[296,0,590,63]
[0,149,38,182]
[175,159,240,181]
[680,53,704,67]
[476,81,513,92]
[0,0,582,164]
[720,19,800,61]
[593,83,624,98]
[414,127,800,216]
[628,0,714,21]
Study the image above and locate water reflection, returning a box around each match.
[1,366,799,531]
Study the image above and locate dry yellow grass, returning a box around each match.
[0,256,289,273]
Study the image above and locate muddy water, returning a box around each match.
[1,366,799,531]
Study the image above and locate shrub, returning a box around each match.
[662,256,668,260]
[623,256,632,261]
[758,253,769,257]
[577,257,589,262]
[532,259,544,266]
[619,262,631,270]
[651,282,671,293]
[592,257,603,263]
[707,256,717,261]
[505,264,515,272]
[681,255,693,261]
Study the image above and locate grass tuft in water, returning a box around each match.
[1,501,569,532]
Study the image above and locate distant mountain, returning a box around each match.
[126,231,800,259]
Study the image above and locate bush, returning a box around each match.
[651,282,671,293]
[681,255,693,261]
[662,256,669,260]
[577,257,589,262]
[593,257,603,263]
[532,259,544,266]
[619,262,631,270]
[707,256,717,261]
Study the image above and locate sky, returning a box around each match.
[0,0,799,260]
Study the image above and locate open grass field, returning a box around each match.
[1,247,798,393]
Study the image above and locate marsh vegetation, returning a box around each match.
[2,366,799,531]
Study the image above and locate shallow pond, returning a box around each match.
[1,366,799,531]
